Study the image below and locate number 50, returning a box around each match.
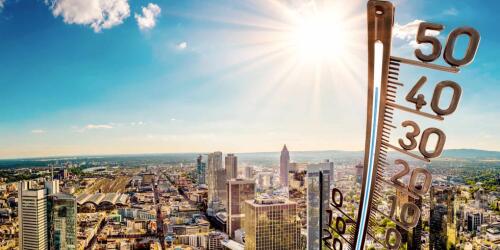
[415,22,480,67]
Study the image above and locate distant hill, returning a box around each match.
[440,149,500,159]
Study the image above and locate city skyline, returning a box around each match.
[0,0,499,159]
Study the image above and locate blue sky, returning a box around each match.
[0,0,498,158]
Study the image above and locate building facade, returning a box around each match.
[243,198,301,250]
[280,145,290,188]
[207,152,227,212]
[226,179,255,239]
[18,181,49,250]
[306,163,331,250]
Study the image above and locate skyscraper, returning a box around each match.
[430,186,457,250]
[226,179,255,239]
[280,144,290,188]
[197,155,206,185]
[225,153,238,180]
[396,187,423,250]
[243,198,301,250]
[306,163,331,250]
[207,152,227,212]
[18,181,49,250]
[47,193,77,250]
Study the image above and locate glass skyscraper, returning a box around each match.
[226,179,255,238]
[207,152,227,213]
[47,193,77,250]
[306,163,331,250]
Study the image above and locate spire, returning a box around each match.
[282,144,288,151]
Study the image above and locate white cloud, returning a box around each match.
[86,124,113,129]
[176,41,187,50]
[134,3,161,30]
[75,124,113,133]
[443,7,458,16]
[31,129,46,134]
[393,20,440,49]
[0,0,6,9]
[47,0,130,33]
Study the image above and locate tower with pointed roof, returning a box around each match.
[280,144,290,188]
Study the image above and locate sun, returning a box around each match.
[289,8,349,63]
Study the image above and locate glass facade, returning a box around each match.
[47,193,77,250]
[243,200,301,250]
[306,164,330,250]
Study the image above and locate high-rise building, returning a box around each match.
[396,187,423,250]
[430,186,457,250]
[47,193,77,250]
[242,198,301,250]
[306,163,331,250]
[18,181,49,250]
[226,179,255,239]
[225,154,238,180]
[280,144,290,188]
[207,152,227,212]
[197,155,207,185]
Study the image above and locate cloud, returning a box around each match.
[176,42,187,50]
[134,3,161,30]
[393,19,440,49]
[0,0,5,9]
[31,129,46,134]
[443,7,458,16]
[47,0,130,33]
[86,124,113,129]
[75,124,113,133]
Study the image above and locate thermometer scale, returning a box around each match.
[323,0,480,249]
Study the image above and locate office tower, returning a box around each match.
[225,154,238,180]
[280,144,290,187]
[226,179,255,239]
[430,186,457,250]
[396,187,423,250]
[467,212,483,233]
[207,152,227,212]
[355,163,363,185]
[197,155,206,185]
[244,166,253,179]
[243,198,301,250]
[18,181,49,250]
[47,193,77,250]
[306,163,331,250]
